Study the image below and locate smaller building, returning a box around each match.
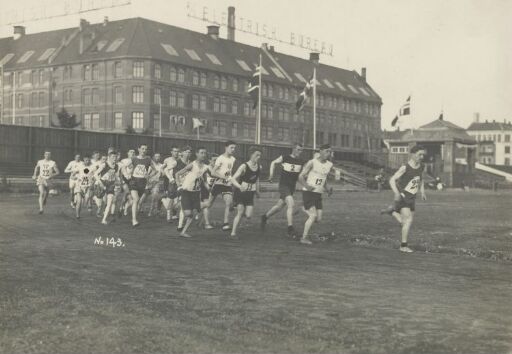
[467,119,512,165]
[386,118,477,187]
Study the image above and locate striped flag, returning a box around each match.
[392,96,411,127]
[192,117,204,129]
[296,76,314,113]
[248,66,261,109]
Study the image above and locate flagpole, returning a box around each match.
[159,96,162,137]
[313,66,317,150]
[257,53,262,145]
[197,125,200,140]
[12,71,16,125]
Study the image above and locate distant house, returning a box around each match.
[467,120,512,166]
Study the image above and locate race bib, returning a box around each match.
[240,181,254,192]
[133,165,147,178]
[404,177,420,194]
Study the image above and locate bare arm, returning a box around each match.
[64,162,74,174]
[51,164,60,178]
[94,163,106,179]
[298,160,314,191]
[268,155,283,181]
[230,164,246,191]
[420,171,427,200]
[32,163,39,179]
[389,165,407,200]
[175,163,194,181]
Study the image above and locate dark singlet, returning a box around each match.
[99,162,118,181]
[280,155,303,187]
[131,156,152,179]
[173,159,187,180]
[239,163,260,192]
[397,162,424,197]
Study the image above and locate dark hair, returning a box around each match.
[319,144,331,151]
[171,146,180,151]
[249,146,262,156]
[83,155,90,159]
[410,145,426,154]
[182,145,192,152]
[108,151,117,156]
[92,150,100,155]
[225,140,236,147]
[293,143,303,148]
[139,144,148,148]
[209,153,219,159]
[196,146,207,152]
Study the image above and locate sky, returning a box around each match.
[1,0,511,130]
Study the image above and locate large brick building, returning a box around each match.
[0,16,382,152]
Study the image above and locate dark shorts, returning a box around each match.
[211,184,233,197]
[129,177,147,196]
[164,181,179,199]
[279,183,296,199]
[121,175,131,185]
[234,190,255,207]
[200,184,210,202]
[103,181,116,195]
[93,183,105,198]
[181,190,201,212]
[302,191,323,210]
[394,194,416,212]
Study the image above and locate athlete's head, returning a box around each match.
[107,146,115,154]
[92,151,100,161]
[100,154,108,163]
[181,146,192,161]
[153,153,161,163]
[138,144,148,156]
[410,145,426,163]
[43,150,51,160]
[224,140,236,156]
[209,153,218,166]
[74,154,81,161]
[127,149,135,158]
[108,151,117,162]
[170,146,180,158]
[318,144,332,161]
[83,156,91,165]
[292,143,304,157]
[249,146,262,163]
[196,147,207,162]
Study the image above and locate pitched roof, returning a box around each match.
[486,164,512,174]
[0,17,381,102]
[467,121,512,131]
[389,118,476,143]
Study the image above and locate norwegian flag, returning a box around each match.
[295,76,314,113]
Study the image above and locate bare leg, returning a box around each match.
[222,193,233,225]
[75,193,82,218]
[130,190,140,226]
[284,196,295,227]
[102,194,114,224]
[38,185,46,213]
[265,199,285,219]
[231,204,244,237]
[301,207,317,244]
[180,210,194,237]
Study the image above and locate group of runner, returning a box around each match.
[32,141,427,251]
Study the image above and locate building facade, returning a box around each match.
[467,120,512,165]
[0,17,382,153]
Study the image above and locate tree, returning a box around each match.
[52,108,81,128]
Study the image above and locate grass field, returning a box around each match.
[1,190,511,354]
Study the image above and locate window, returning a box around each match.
[506,146,511,154]
[113,86,123,104]
[106,38,125,52]
[278,107,284,121]
[323,79,334,88]
[39,92,45,107]
[92,64,99,80]
[114,112,123,129]
[83,65,91,81]
[283,108,289,121]
[0,53,14,66]
[200,95,207,111]
[82,88,91,105]
[244,102,250,116]
[221,76,227,90]
[184,49,201,61]
[192,94,199,110]
[219,121,227,136]
[161,43,178,56]
[133,61,144,78]
[17,50,34,63]
[206,53,222,65]
[169,91,177,106]
[243,124,250,138]
[91,88,99,105]
[278,86,284,99]
[16,93,24,108]
[220,97,227,113]
[114,61,122,78]
[232,78,239,92]
[154,63,161,79]
[505,158,510,165]
[359,87,370,96]
[170,66,177,81]
[268,84,273,97]
[192,71,199,86]
[153,114,161,131]
[270,66,285,79]
[236,59,251,71]
[335,82,347,91]
[178,68,185,83]
[294,72,307,83]
[262,83,267,97]
[498,134,501,142]
[154,88,161,104]
[505,135,510,142]
[96,40,108,51]
[132,112,144,130]
[232,122,238,137]
[213,97,220,112]
[268,105,273,119]
[213,121,219,135]
[213,75,220,89]
[38,48,55,61]
[31,92,37,107]
[177,92,185,108]
[91,113,100,129]
[284,88,289,101]
[348,84,359,94]
[83,113,91,129]
[200,72,207,87]
[132,86,144,103]
[231,100,238,114]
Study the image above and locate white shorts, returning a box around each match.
[69,179,77,190]
[36,176,53,189]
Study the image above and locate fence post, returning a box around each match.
[74,130,78,155]
[152,135,156,154]
[115,133,119,150]
[28,126,32,163]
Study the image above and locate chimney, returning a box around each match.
[261,43,268,50]
[309,52,320,65]
[79,18,89,32]
[227,6,236,41]
[207,25,219,39]
[13,25,25,40]
[269,45,275,53]
[103,16,109,26]
[474,112,480,123]
[493,119,496,123]
[361,67,367,82]
[78,19,94,55]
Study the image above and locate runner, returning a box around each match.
[161,146,180,222]
[95,151,121,225]
[174,147,209,238]
[72,157,94,219]
[261,143,304,238]
[32,150,60,214]
[146,153,164,217]
[298,144,334,245]
[200,153,218,229]
[64,154,82,209]
[382,145,427,253]
[174,146,193,232]
[206,140,237,231]
[230,146,262,239]
[118,149,135,216]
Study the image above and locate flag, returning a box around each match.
[391,115,399,127]
[295,76,314,113]
[399,96,411,116]
[248,66,261,109]
[192,118,203,129]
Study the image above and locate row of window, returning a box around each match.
[6,115,46,127]
[4,92,46,108]
[475,133,511,143]
[3,69,46,87]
